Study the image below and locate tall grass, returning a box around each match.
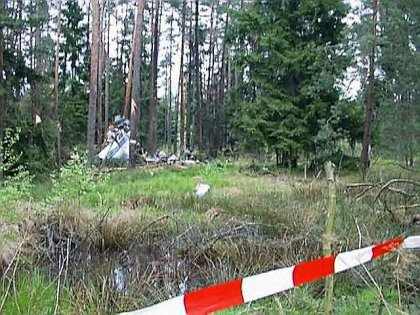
[1,160,419,314]
[0,269,71,314]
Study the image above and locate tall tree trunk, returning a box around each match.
[208,1,219,152]
[147,0,160,155]
[206,0,215,104]
[164,53,169,143]
[194,0,203,151]
[33,0,43,123]
[87,0,101,163]
[178,0,186,154]
[361,0,378,175]
[123,37,134,118]
[186,7,193,150]
[218,0,230,150]
[129,0,145,168]
[0,0,5,179]
[104,0,110,127]
[97,3,104,147]
[166,6,174,146]
[53,0,62,169]
[0,0,5,143]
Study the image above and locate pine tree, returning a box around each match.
[231,0,350,166]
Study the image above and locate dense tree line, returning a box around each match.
[0,0,418,174]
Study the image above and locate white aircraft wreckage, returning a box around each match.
[98,116,200,166]
[98,116,130,161]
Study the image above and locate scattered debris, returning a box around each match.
[145,156,160,164]
[98,120,201,168]
[157,151,168,163]
[168,154,179,164]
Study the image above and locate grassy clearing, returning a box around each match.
[0,161,419,314]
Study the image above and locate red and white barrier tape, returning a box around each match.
[119,235,420,315]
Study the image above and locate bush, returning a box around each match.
[47,149,109,205]
[0,129,33,206]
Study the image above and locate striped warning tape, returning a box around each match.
[119,235,420,315]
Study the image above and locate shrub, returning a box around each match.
[0,129,33,206]
[47,149,109,205]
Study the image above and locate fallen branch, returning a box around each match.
[397,163,420,173]
[139,211,176,235]
[374,179,420,203]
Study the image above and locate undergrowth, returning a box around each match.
[0,159,419,314]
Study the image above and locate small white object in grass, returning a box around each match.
[183,160,197,166]
[150,171,155,177]
[113,266,126,293]
[195,183,210,197]
[402,236,420,249]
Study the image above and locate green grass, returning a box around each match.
[1,159,419,314]
[218,286,409,314]
[0,269,71,315]
[79,164,238,210]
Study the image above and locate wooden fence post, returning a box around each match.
[323,161,336,314]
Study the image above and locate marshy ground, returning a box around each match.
[1,159,419,314]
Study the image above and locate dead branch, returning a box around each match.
[345,182,382,199]
[346,182,382,188]
[397,204,420,209]
[397,163,420,173]
[70,207,111,256]
[139,211,176,235]
[387,187,417,198]
[374,179,420,203]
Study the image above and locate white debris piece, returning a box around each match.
[195,183,210,197]
[158,151,167,158]
[168,154,178,164]
[183,160,197,166]
[113,266,126,293]
[98,132,130,161]
[145,156,160,164]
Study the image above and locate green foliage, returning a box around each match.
[82,164,232,209]
[61,0,89,86]
[231,0,351,165]
[0,269,71,314]
[0,129,33,206]
[356,0,420,164]
[337,100,365,154]
[47,150,108,205]
[60,90,88,151]
[313,102,364,167]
